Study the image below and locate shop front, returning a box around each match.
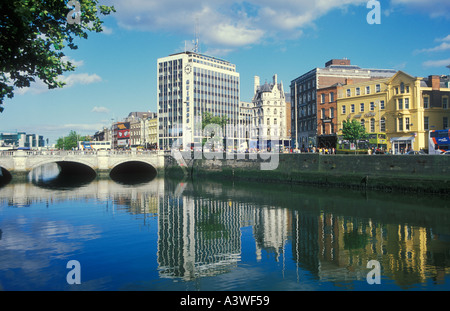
[390,136,415,154]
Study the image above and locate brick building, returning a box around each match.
[290,59,396,150]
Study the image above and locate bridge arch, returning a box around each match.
[109,159,158,185]
[0,167,12,186]
[29,158,97,172]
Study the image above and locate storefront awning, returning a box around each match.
[390,136,415,142]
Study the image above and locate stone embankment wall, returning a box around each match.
[164,153,450,194]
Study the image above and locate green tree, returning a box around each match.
[342,119,368,152]
[0,0,116,111]
[201,112,229,150]
[55,130,88,150]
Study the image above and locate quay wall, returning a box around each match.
[164,153,450,194]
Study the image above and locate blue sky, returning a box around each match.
[1,0,450,144]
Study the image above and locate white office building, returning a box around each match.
[251,74,289,150]
[157,51,240,150]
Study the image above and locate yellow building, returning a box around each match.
[336,71,450,154]
[148,117,158,149]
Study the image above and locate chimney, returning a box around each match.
[273,74,277,85]
[345,78,353,85]
[254,76,260,94]
[429,75,440,90]
[325,58,351,67]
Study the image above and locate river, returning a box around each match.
[0,164,449,291]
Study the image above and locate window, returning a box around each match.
[370,118,375,132]
[395,87,399,95]
[342,105,346,114]
[347,89,351,97]
[361,119,365,129]
[424,96,429,108]
[370,102,375,111]
[443,97,448,109]
[398,98,403,110]
[330,92,334,102]
[405,117,410,131]
[444,117,449,129]
[351,104,355,113]
[404,98,410,109]
[380,100,385,110]
[406,86,410,93]
[360,103,365,112]
[366,86,370,95]
[376,84,381,93]
[267,118,270,125]
[356,87,361,96]
[400,82,405,94]
[380,117,386,132]
[321,93,325,104]
[424,116,429,130]
[398,118,403,131]
[321,108,325,119]
[330,108,334,119]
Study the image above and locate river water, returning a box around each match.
[0,164,449,291]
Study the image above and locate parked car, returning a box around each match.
[406,150,427,155]
[442,151,450,155]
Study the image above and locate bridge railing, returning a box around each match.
[0,150,160,157]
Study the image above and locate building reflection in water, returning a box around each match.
[155,179,449,288]
[1,175,449,289]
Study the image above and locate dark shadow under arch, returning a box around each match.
[31,161,97,190]
[110,161,157,185]
[0,167,12,187]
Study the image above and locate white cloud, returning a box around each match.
[61,56,85,68]
[102,26,113,35]
[91,106,110,113]
[58,73,102,88]
[422,58,450,68]
[436,34,450,42]
[417,42,450,53]
[111,0,367,49]
[16,73,102,96]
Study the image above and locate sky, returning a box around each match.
[1,0,450,145]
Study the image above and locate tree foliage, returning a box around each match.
[342,119,368,146]
[200,112,229,149]
[0,0,116,109]
[55,130,89,150]
[201,112,229,131]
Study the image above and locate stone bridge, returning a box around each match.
[0,149,166,180]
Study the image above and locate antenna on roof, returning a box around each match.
[193,18,199,53]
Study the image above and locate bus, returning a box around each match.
[78,141,112,150]
[428,130,450,154]
[336,133,387,154]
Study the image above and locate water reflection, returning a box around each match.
[0,175,449,290]
[29,163,96,190]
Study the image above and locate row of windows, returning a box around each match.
[346,84,382,97]
[341,101,385,114]
[293,78,316,93]
[297,115,449,135]
[320,92,335,104]
[252,117,284,127]
[423,96,449,109]
[339,96,449,114]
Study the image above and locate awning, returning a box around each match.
[390,136,415,142]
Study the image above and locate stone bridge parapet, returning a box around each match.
[0,149,165,178]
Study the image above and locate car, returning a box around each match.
[442,151,450,155]
[406,150,427,155]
